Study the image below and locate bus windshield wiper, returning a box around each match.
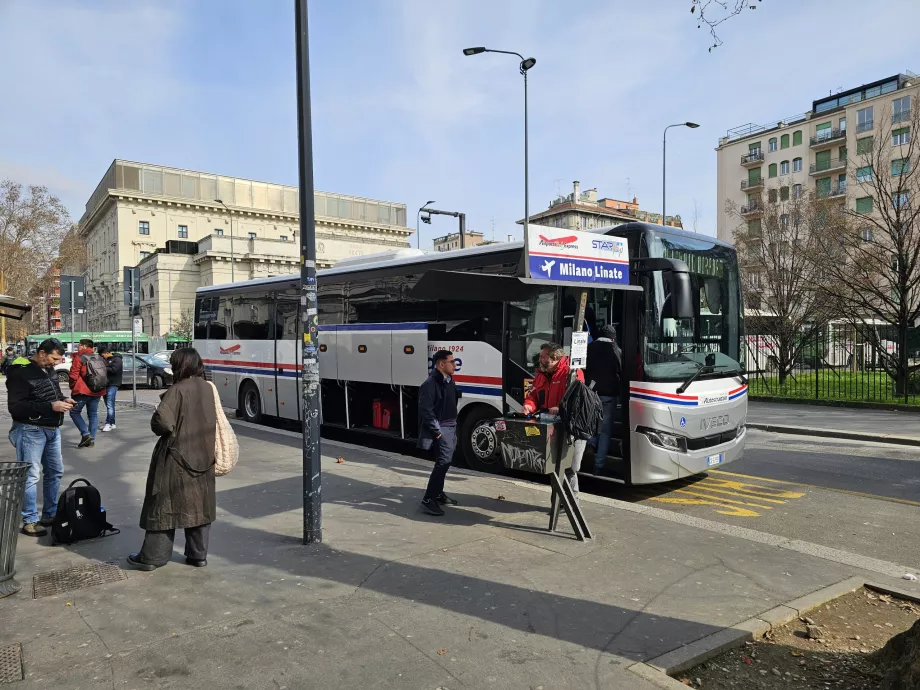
[676,364,714,395]
[717,368,748,385]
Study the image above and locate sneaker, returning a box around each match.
[436,492,458,506]
[420,498,445,516]
[102,424,113,432]
[21,522,48,537]
[85,439,95,448]
[109,424,116,430]
[78,435,92,448]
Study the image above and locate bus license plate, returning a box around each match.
[706,453,723,467]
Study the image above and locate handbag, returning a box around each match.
[208,381,239,476]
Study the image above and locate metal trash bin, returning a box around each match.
[0,462,29,598]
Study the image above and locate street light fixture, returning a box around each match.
[463,46,535,250]
[417,200,436,249]
[662,122,700,230]
[214,198,235,283]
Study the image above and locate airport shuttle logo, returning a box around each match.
[538,234,578,249]
[219,344,242,356]
[540,259,556,275]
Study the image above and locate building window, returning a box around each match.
[280,235,288,241]
[893,95,911,124]
[748,218,762,237]
[780,186,790,201]
[856,166,873,183]
[839,117,847,133]
[856,136,873,155]
[780,214,789,229]
[793,184,803,199]
[214,228,224,236]
[893,192,910,209]
[749,142,761,154]
[139,251,151,259]
[793,157,803,172]
[780,160,790,175]
[839,145,848,161]
[768,188,778,203]
[893,127,910,146]
[149,284,155,299]
[792,130,802,146]
[248,232,257,240]
[816,177,831,198]
[781,134,790,149]
[768,163,777,178]
[855,196,873,214]
[892,158,910,176]
[139,221,150,235]
[856,106,873,133]
[860,227,874,242]
[815,122,831,141]
[178,225,188,239]
[768,138,778,152]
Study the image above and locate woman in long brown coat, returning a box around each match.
[127,348,217,570]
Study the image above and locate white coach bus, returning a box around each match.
[194,222,748,485]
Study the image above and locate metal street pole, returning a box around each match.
[662,122,699,228]
[167,269,173,335]
[459,213,466,249]
[296,0,322,545]
[69,280,75,357]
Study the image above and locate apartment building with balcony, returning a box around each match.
[78,160,412,331]
[717,72,917,243]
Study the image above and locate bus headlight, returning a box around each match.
[638,426,688,453]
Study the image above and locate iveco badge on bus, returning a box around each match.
[526,227,630,285]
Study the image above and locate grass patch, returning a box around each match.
[749,370,920,405]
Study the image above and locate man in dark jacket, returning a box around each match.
[7,338,75,536]
[585,324,623,474]
[417,350,461,516]
[1,347,16,375]
[69,339,105,447]
[98,346,123,432]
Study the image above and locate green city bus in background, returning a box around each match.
[24,332,190,356]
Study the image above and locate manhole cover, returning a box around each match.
[32,563,127,599]
[0,643,23,683]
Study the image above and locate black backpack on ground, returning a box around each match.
[51,478,119,545]
[559,379,604,441]
[80,354,108,393]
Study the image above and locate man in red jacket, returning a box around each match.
[69,339,105,448]
[522,343,587,500]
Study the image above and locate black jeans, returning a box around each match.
[424,424,457,500]
[136,524,210,566]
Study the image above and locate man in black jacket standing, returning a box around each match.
[585,324,622,475]
[98,346,123,432]
[7,338,75,536]
[417,350,460,516]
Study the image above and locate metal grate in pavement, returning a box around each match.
[32,563,127,599]
[0,643,23,683]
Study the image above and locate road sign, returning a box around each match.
[525,227,629,285]
[133,317,143,337]
[60,276,85,310]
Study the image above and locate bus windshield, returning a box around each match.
[641,230,743,382]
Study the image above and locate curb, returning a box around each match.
[629,575,878,684]
[747,422,920,447]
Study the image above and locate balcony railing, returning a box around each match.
[818,182,847,199]
[740,202,763,216]
[855,120,874,134]
[893,110,911,124]
[741,178,764,191]
[741,151,765,165]
[810,157,847,175]
[810,128,847,147]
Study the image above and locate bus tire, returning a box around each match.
[239,381,263,424]
[459,405,504,475]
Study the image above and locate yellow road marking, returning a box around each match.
[648,496,760,518]
[669,488,776,510]
[710,470,798,485]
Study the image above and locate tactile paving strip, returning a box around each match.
[32,562,127,599]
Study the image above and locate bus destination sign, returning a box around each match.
[526,227,629,285]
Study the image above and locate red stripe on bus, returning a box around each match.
[453,374,502,385]
[629,386,698,401]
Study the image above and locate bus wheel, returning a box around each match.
[460,407,503,475]
[239,381,263,424]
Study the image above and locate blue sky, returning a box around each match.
[0,0,917,247]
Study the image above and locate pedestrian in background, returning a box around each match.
[128,348,217,570]
[98,346,123,432]
[418,350,460,516]
[1,347,16,376]
[6,338,75,537]
[585,324,623,475]
[68,339,106,448]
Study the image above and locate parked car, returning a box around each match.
[122,353,174,390]
[53,355,73,385]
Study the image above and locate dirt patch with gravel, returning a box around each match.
[680,587,920,690]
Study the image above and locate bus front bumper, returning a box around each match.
[629,426,746,485]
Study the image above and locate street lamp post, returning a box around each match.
[463,47,535,251]
[416,200,436,249]
[662,122,699,228]
[214,199,235,283]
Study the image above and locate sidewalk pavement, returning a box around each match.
[2,411,918,689]
[748,400,920,445]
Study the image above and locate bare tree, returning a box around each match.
[690,0,763,51]
[172,309,194,342]
[730,184,834,385]
[0,181,72,303]
[691,198,702,234]
[811,90,920,396]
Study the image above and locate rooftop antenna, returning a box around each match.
[491,216,495,242]
[553,178,563,196]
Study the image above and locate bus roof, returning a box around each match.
[195,222,734,295]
